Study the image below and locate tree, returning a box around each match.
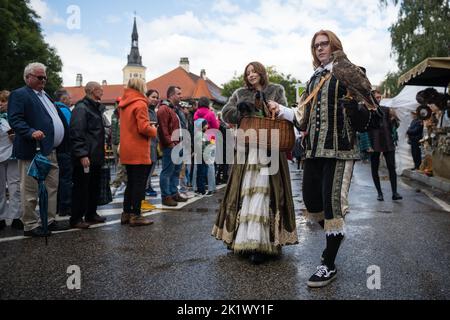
[0,0,63,95]
[379,0,450,96]
[221,66,303,106]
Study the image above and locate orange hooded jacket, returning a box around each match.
[118,88,157,165]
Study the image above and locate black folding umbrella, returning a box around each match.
[27,143,52,244]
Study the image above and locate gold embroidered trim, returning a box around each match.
[241,187,270,197]
[324,218,345,235]
[238,214,270,225]
[233,242,279,255]
[302,209,325,223]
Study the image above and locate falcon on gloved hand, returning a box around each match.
[331,50,379,111]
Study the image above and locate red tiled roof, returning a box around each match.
[192,78,214,100]
[146,67,226,103]
[64,84,126,105]
[64,67,227,106]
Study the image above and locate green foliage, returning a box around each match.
[0,0,63,96]
[221,66,303,106]
[379,0,450,96]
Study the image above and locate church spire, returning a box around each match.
[132,16,138,43]
[127,15,143,66]
[123,13,146,85]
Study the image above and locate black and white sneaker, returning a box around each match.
[307,265,337,288]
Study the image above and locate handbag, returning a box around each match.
[97,164,113,205]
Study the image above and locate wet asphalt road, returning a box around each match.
[0,162,449,300]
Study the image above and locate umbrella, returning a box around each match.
[27,142,52,244]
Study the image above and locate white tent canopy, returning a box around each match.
[380,85,445,175]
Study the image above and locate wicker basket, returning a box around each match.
[238,112,295,152]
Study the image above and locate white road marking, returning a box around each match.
[400,180,450,212]
[420,189,450,212]
[0,185,226,244]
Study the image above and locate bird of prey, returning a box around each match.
[331,50,379,111]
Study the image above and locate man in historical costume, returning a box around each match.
[297,30,381,288]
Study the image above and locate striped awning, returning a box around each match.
[398,57,450,87]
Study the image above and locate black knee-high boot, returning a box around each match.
[323,234,344,270]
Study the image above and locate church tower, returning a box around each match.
[122,16,146,85]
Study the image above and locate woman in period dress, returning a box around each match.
[212,62,298,264]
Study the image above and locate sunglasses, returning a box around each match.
[313,41,330,50]
[30,74,48,81]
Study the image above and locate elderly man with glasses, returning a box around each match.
[8,62,71,237]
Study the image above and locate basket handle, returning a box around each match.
[271,109,276,121]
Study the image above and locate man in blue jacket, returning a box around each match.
[8,62,70,237]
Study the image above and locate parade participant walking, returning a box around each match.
[367,90,402,201]
[212,62,298,265]
[70,82,107,229]
[118,79,157,227]
[297,30,378,288]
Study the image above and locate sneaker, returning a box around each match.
[129,215,154,227]
[205,191,216,196]
[307,265,337,288]
[141,200,156,213]
[173,193,188,203]
[392,193,403,201]
[196,191,207,196]
[145,189,158,197]
[183,191,196,199]
[162,196,178,207]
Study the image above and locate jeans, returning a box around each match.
[160,147,182,198]
[196,163,207,194]
[146,161,157,190]
[207,163,216,192]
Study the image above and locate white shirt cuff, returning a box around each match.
[277,105,295,123]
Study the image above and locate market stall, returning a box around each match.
[398,57,450,180]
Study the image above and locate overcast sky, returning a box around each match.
[30,0,400,87]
